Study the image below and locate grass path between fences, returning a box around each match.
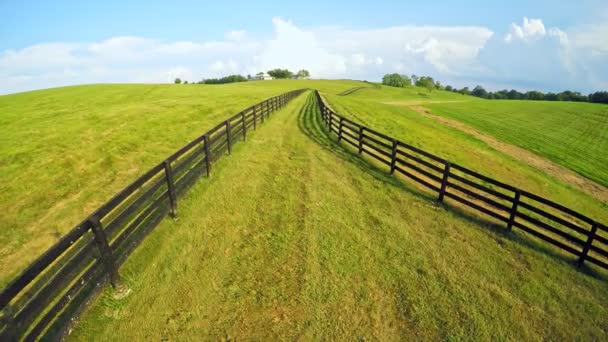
[71,91,608,341]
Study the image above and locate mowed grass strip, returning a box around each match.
[72,92,607,341]
[426,100,608,187]
[0,80,364,286]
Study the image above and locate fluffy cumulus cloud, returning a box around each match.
[0,16,606,94]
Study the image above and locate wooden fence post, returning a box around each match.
[253,105,258,129]
[163,160,178,218]
[438,162,450,202]
[358,127,364,154]
[226,121,232,154]
[242,112,247,141]
[390,140,398,174]
[338,117,344,143]
[329,112,333,132]
[89,215,121,288]
[507,190,521,231]
[578,223,598,267]
[204,134,211,176]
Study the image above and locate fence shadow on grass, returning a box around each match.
[296,92,608,282]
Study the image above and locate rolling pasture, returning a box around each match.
[71,91,607,341]
[1,81,606,340]
[427,100,608,187]
[323,87,607,224]
[0,80,361,286]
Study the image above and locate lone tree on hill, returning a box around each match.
[297,69,310,78]
[382,73,411,88]
[174,78,182,84]
[267,68,293,79]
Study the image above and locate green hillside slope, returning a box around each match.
[71,92,607,340]
[0,80,363,285]
[427,100,608,187]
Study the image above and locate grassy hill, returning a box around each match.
[426,100,608,187]
[0,80,362,286]
[1,81,606,339]
[70,91,607,340]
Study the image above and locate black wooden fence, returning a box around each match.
[0,89,306,340]
[315,90,608,271]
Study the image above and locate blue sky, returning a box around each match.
[1,0,607,94]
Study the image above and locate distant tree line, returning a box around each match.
[267,68,310,79]
[381,73,608,104]
[455,86,608,104]
[173,69,311,85]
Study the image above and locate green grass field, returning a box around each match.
[70,92,607,340]
[0,80,362,286]
[1,81,607,339]
[323,89,607,223]
[426,100,608,187]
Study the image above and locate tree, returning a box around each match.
[525,90,544,101]
[411,74,419,85]
[297,69,310,78]
[445,85,453,92]
[589,91,608,104]
[416,76,436,92]
[184,80,189,84]
[267,68,293,79]
[472,85,488,98]
[174,78,182,84]
[382,73,410,88]
[459,87,471,95]
[203,74,247,84]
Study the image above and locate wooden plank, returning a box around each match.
[512,221,581,256]
[6,235,95,334]
[517,201,589,237]
[340,134,358,148]
[396,148,444,173]
[395,157,442,183]
[446,180,511,212]
[0,221,91,309]
[447,172,513,202]
[361,140,392,159]
[450,163,517,193]
[394,165,440,192]
[20,261,105,341]
[444,191,510,223]
[519,191,594,226]
[110,191,169,252]
[516,212,586,247]
[362,133,392,150]
[361,146,392,166]
[585,255,608,270]
[396,140,447,164]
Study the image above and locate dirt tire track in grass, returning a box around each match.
[392,102,608,203]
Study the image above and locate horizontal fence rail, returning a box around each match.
[0,89,306,340]
[314,90,608,272]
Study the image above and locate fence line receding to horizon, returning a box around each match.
[0,89,306,340]
[314,90,607,272]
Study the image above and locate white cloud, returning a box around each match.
[505,17,546,43]
[0,17,605,94]
[225,30,247,41]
